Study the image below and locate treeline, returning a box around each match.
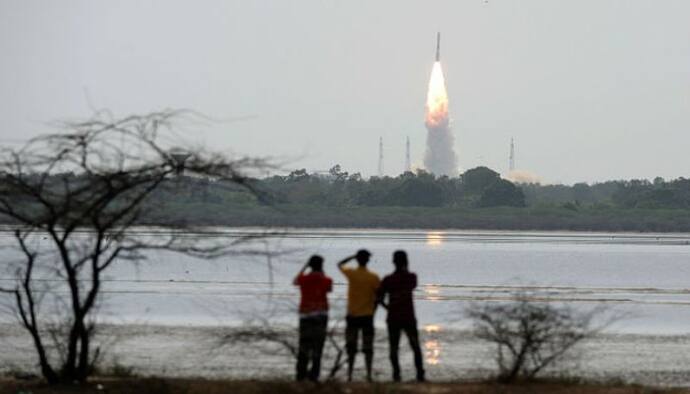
[522,177,690,209]
[3,166,690,231]
[141,203,690,232]
[19,165,685,211]
[259,165,526,208]
[138,165,690,211]
[253,165,690,210]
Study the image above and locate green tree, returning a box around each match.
[461,167,501,195]
[386,175,446,206]
[572,182,592,204]
[479,179,526,207]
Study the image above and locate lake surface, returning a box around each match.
[3,228,690,384]
[3,228,689,334]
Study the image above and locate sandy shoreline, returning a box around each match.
[2,323,690,387]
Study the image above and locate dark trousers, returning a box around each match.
[296,315,328,381]
[345,315,375,380]
[387,321,425,381]
[345,315,375,356]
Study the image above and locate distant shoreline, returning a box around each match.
[4,204,690,234]
[1,225,689,246]
[135,204,690,233]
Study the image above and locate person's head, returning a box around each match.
[308,255,324,272]
[355,249,371,266]
[393,250,408,271]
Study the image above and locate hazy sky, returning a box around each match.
[1,1,689,184]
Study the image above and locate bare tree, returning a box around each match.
[466,291,606,383]
[0,110,271,384]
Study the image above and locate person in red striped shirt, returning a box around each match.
[293,255,333,381]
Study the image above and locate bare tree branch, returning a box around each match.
[0,109,276,384]
[467,289,611,383]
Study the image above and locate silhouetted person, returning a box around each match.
[338,249,380,382]
[293,255,333,381]
[377,250,425,382]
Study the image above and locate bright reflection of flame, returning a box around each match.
[426,231,444,246]
[425,339,441,365]
[425,62,449,129]
[423,284,441,301]
[424,324,442,365]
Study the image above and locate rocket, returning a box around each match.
[435,32,441,61]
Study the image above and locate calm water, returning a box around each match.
[3,228,689,335]
[3,228,690,382]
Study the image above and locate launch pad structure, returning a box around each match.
[509,138,515,171]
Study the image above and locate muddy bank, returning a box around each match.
[2,324,690,387]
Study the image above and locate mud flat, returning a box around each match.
[2,323,690,387]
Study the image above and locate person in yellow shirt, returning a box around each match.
[338,249,381,382]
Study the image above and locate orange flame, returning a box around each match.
[425,61,449,129]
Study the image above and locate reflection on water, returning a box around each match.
[423,324,442,365]
[424,340,440,365]
[423,284,442,301]
[4,228,687,332]
[426,231,444,246]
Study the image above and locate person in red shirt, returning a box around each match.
[293,255,333,381]
[377,250,425,382]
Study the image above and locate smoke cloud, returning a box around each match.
[504,169,543,184]
[424,62,457,177]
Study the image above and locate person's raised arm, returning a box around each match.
[292,261,310,286]
[337,254,356,273]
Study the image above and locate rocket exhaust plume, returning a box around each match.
[424,32,457,177]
